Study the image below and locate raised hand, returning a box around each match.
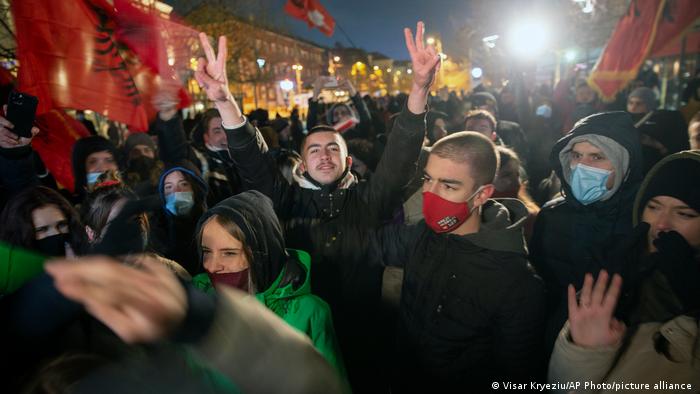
[46,255,187,343]
[0,105,39,149]
[404,21,441,92]
[568,270,626,348]
[194,33,231,103]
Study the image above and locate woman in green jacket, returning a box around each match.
[192,190,347,380]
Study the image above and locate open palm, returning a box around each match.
[568,270,626,348]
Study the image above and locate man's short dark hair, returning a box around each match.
[464,109,497,132]
[430,131,499,186]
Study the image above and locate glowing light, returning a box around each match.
[407,69,412,74]
[333,56,341,62]
[373,65,379,71]
[471,67,483,79]
[257,58,266,68]
[565,49,577,62]
[507,19,550,58]
[280,79,294,91]
[426,37,436,45]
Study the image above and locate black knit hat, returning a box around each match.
[72,136,119,194]
[639,155,700,215]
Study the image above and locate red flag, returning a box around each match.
[11,0,149,130]
[284,0,336,37]
[33,109,91,193]
[113,0,194,110]
[589,0,700,102]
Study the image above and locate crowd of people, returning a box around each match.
[0,21,699,393]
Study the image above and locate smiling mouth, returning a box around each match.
[317,165,335,170]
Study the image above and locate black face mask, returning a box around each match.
[651,231,700,314]
[127,156,158,182]
[36,233,70,257]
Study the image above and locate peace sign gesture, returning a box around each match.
[404,21,441,92]
[195,32,231,102]
[568,270,626,348]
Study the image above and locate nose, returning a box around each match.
[204,254,224,273]
[651,211,672,234]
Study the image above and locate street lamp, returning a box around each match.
[333,56,341,62]
[426,37,436,45]
[507,19,550,59]
[565,49,577,62]
[257,58,266,69]
[292,64,303,94]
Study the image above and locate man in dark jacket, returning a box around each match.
[362,131,545,392]
[194,23,438,392]
[529,111,643,355]
[627,87,690,173]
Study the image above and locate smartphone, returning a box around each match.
[6,90,38,138]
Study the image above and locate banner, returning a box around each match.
[12,0,150,130]
[589,0,700,102]
[284,0,336,37]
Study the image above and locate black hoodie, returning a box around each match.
[529,111,643,355]
[195,190,288,291]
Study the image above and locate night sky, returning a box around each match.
[167,0,475,61]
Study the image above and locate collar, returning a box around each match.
[294,167,357,191]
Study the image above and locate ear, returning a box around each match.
[86,225,97,243]
[345,155,353,170]
[298,160,307,173]
[473,184,495,209]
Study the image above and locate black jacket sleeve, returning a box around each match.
[0,145,39,201]
[307,98,320,130]
[493,269,546,382]
[342,93,373,140]
[361,106,426,221]
[224,122,289,206]
[365,223,424,268]
[154,115,197,167]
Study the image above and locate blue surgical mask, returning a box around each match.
[165,192,195,216]
[536,104,552,118]
[86,172,103,187]
[569,163,611,205]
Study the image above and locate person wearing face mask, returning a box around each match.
[190,191,347,383]
[0,186,84,257]
[71,135,120,203]
[547,151,700,392]
[529,111,643,358]
[354,131,545,392]
[121,132,163,197]
[152,101,243,206]
[149,163,209,275]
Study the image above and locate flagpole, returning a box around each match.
[334,21,357,48]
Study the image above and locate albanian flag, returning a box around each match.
[589,0,700,102]
[284,0,336,37]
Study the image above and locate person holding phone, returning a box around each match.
[307,76,373,140]
[0,100,42,211]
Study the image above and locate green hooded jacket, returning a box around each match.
[191,191,346,380]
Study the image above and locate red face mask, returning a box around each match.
[208,268,250,292]
[422,188,482,233]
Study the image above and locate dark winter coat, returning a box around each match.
[529,111,643,354]
[365,199,545,392]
